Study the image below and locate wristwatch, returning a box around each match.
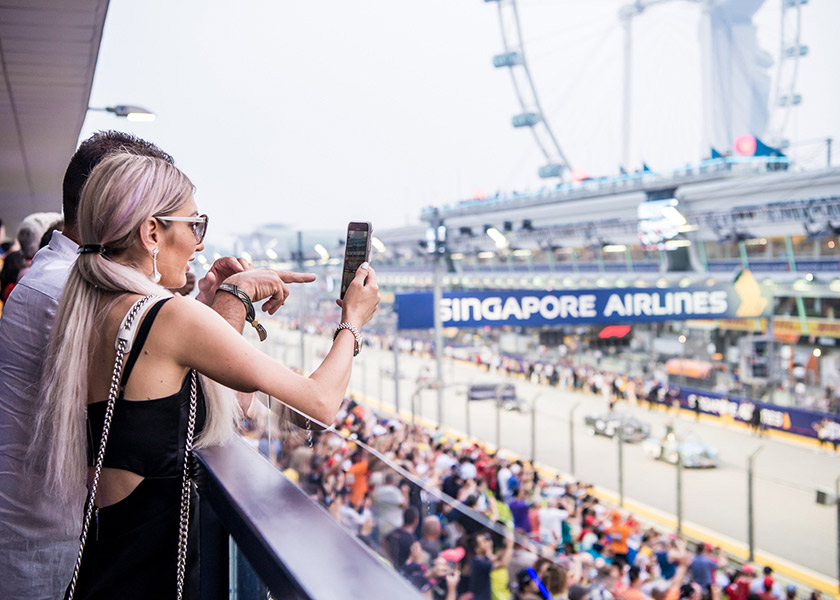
[217,283,267,342]
[333,322,362,356]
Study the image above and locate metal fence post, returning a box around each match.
[676,448,683,535]
[361,353,367,399]
[836,474,840,593]
[748,446,764,561]
[530,394,540,464]
[378,362,383,405]
[495,385,502,451]
[393,332,400,416]
[836,474,840,591]
[570,403,580,477]
[617,429,625,507]
[466,390,471,439]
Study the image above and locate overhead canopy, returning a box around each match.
[0,0,108,236]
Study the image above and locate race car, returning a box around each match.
[584,412,650,442]
[642,432,719,468]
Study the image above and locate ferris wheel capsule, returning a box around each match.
[538,164,565,179]
[512,112,541,128]
[493,52,523,68]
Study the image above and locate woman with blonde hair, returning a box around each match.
[35,152,380,599]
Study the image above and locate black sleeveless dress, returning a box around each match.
[72,298,207,600]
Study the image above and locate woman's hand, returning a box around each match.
[225,268,316,314]
[336,262,380,329]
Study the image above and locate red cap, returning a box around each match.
[440,547,466,563]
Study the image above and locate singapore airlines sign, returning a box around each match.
[396,275,771,330]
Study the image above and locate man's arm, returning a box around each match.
[494,533,515,569]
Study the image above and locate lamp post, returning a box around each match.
[88,104,156,122]
[425,209,448,426]
[296,232,305,372]
[432,216,446,426]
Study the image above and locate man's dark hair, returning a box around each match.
[679,584,696,600]
[62,130,174,226]
[38,218,64,249]
[403,506,419,527]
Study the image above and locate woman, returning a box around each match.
[35,152,380,599]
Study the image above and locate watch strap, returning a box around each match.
[217,283,267,342]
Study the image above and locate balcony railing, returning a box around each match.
[195,437,421,599]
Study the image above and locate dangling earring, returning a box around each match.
[150,247,161,283]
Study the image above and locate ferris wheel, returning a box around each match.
[764,0,809,149]
[485,0,807,179]
[485,0,574,180]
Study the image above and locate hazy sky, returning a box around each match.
[80,0,840,247]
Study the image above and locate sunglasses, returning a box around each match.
[155,214,209,244]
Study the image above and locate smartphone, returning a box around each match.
[340,221,372,299]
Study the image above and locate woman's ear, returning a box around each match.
[138,216,160,253]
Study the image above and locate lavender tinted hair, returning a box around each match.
[35,153,238,502]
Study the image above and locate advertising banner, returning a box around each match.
[396,271,772,330]
[467,384,516,402]
[677,386,840,441]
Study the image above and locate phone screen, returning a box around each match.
[340,222,372,299]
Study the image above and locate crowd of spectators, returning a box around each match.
[245,396,822,600]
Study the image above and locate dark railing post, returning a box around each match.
[199,478,229,600]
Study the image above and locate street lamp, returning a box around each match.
[88,104,156,122]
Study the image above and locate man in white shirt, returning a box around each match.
[372,472,407,543]
[0,131,310,599]
[538,497,570,546]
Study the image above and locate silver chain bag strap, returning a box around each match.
[175,370,198,600]
[67,296,198,600]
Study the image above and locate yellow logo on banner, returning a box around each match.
[733,270,769,317]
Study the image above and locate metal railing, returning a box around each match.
[195,437,421,600]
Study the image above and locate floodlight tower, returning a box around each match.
[618,0,704,169]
